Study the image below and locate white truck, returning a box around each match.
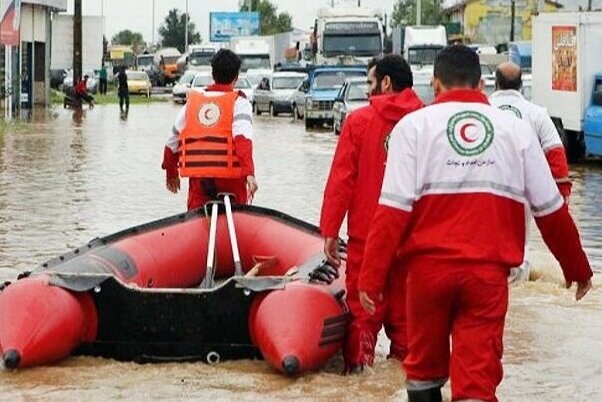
[50,15,103,72]
[229,36,272,72]
[532,12,602,161]
[392,25,447,68]
[312,7,384,65]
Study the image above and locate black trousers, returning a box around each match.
[119,92,130,111]
[99,78,107,95]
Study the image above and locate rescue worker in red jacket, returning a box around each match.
[490,62,572,282]
[162,49,258,210]
[319,55,424,373]
[358,45,592,402]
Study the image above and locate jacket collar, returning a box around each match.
[432,89,490,105]
[490,89,523,99]
[207,83,234,92]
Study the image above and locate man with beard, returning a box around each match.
[320,55,424,373]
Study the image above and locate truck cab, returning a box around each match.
[583,73,602,156]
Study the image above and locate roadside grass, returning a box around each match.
[50,89,169,106]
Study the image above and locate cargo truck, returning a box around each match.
[532,12,602,161]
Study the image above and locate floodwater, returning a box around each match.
[0,103,600,401]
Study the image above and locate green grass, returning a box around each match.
[50,89,169,105]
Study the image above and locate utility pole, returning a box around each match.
[184,0,189,52]
[416,0,421,25]
[248,0,252,12]
[74,0,82,83]
[510,0,515,42]
[588,0,593,11]
[152,0,155,46]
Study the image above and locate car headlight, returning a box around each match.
[306,98,314,110]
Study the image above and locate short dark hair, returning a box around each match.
[367,56,380,71]
[375,54,413,92]
[495,68,522,91]
[434,45,481,88]
[211,49,242,84]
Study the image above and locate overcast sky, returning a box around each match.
[66,0,396,44]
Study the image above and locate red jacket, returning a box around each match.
[320,89,424,240]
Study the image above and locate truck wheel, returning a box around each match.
[554,118,584,163]
[304,117,314,130]
[293,104,300,120]
[269,103,278,117]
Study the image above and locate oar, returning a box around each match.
[245,256,279,277]
[220,193,244,277]
[201,202,219,289]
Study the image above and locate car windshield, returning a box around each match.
[522,83,532,101]
[126,71,148,80]
[313,71,365,90]
[347,82,368,101]
[189,53,213,67]
[414,82,434,104]
[178,72,196,84]
[408,47,442,65]
[235,78,252,89]
[481,64,493,76]
[161,56,179,65]
[273,76,305,89]
[137,56,153,67]
[240,56,270,71]
[193,75,213,87]
[323,35,381,57]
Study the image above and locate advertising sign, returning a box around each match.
[324,21,380,35]
[0,0,21,46]
[210,12,260,42]
[552,26,577,92]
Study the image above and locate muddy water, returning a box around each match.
[0,104,600,401]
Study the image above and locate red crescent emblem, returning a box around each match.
[204,109,212,120]
[459,123,477,143]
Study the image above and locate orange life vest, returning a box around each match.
[178,91,242,179]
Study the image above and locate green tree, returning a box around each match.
[158,9,202,53]
[239,0,293,35]
[112,29,145,53]
[391,0,443,27]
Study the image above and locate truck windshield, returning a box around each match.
[408,47,443,65]
[323,35,381,57]
[189,53,213,67]
[313,71,365,90]
[161,56,179,65]
[240,55,271,71]
[273,77,305,89]
[137,56,153,67]
[347,82,368,101]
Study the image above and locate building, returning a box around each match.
[443,0,563,45]
[2,0,67,115]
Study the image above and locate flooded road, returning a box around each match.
[0,103,600,401]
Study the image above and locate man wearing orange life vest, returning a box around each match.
[162,49,258,210]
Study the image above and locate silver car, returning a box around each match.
[172,71,196,103]
[291,79,309,120]
[332,78,369,135]
[253,72,307,116]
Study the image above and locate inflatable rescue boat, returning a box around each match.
[0,200,347,376]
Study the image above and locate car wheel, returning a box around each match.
[254,102,261,116]
[293,104,301,120]
[269,103,278,117]
[334,121,340,135]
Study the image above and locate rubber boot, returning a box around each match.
[407,387,443,402]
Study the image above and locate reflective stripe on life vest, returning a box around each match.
[178,91,242,179]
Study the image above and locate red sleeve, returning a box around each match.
[358,205,411,298]
[545,146,572,198]
[534,204,592,282]
[161,146,179,180]
[319,118,360,238]
[233,136,254,177]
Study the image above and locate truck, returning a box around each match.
[154,48,182,85]
[392,25,447,67]
[229,36,272,72]
[312,7,384,65]
[532,12,602,161]
[50,15,103,73]
[176,45,217,75]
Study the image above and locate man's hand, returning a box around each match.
[166,176,180,194]
[246,176,258,203]
[324,237,341,267]
[359,291,382,315]
[566,279,592,301]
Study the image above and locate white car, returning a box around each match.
[191,72,213,90]
[253,72,307,116]
[414,78,435,105]
[172,71,196,103]
[332,77,368,135]
[235,76,254,103]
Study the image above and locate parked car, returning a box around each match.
[172,71,196,103]
[62,70,99,94]
[293,66,367,129]
[332,77,368,135]
[253,72,307,116]
[126,70,152,97]
[235,75,254,103]
[191,71,213,90]
[246,69,271,87]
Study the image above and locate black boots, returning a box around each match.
[407,387,443,402]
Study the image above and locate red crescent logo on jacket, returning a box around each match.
[459,123,477,143]
[447,111,495,156]
[198,103,221,127]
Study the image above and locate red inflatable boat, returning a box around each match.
[0,202,347,376]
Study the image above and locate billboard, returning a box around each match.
[552,26,577,92]
[210,12,260,42]
[0,0,21,46]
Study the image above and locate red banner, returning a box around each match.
[1,1,20,46]
[552,26,577,92]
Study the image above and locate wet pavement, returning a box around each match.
[0,103,600,401]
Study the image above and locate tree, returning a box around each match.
[112,29,145,53]
[158,9,201,53]
[391,0,443,27]
[239,0,293,35]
